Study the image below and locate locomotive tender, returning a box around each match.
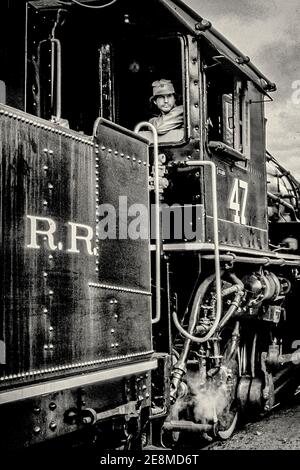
[1,0,300,450]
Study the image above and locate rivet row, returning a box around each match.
[0,108,94,146]
[0,350,153,381]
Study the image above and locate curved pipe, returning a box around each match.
[228,272,244,289]
[217,289,244,330]
[170,274,217,403]
[71,0,117,8]
[134,122,160,324]
[173,273,218,363]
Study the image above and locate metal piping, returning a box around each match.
[71,0,117,8]
[184,160,222,341]
[134,122,161,324]
[202,253,300,267]
[218,289,244,330]
[51,40,55,110]
[267,191,296,212]
[163,420,213,432]
[173,274,218,361]
[227,321,240,362]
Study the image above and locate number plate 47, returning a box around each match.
[228,178,248,225]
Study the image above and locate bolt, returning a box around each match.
[49,421,57,431]
[49,402,57,411]
[33,426,41,434]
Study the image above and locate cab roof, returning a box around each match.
[28,0,276,93]
[158,0,276,93]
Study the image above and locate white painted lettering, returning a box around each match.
[67,222,94,255]
[26,215,57,250]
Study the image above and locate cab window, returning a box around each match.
[206,62,250,160]
[99,36,186,143]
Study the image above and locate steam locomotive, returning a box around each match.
[1,0,300,451]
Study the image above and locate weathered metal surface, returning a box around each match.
[0,107,151,388]
[0,370,151,449]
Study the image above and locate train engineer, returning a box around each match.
[149,79,183,135]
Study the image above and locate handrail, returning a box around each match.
[180,160,221,342]
[50,38,62,121]
[134,122,161,324]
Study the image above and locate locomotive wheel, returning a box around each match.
[214,358,240,440]
[216,411,238,440]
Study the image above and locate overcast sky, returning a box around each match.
[185,0,300,179]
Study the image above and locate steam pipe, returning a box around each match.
[170,274,217,403]
[163,420,213,432]
[134,122,161,324]
[218,289,244,330]
[202,253,300,267]
[228,273,244,289]
[222,284,240,297]
[172,273,221,345]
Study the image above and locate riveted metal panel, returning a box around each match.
[187,35,201,141]
[0,363,154,449]
[0,106,152,390]
[94,119,151,291]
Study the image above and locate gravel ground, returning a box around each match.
[206,395,300,450]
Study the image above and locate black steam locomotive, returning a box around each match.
[1,0,300,451]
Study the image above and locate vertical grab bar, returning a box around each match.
[183,160,222,341]
[134,122,161,324]
[50,38,62,121]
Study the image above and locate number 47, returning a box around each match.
[228,178,248,225]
